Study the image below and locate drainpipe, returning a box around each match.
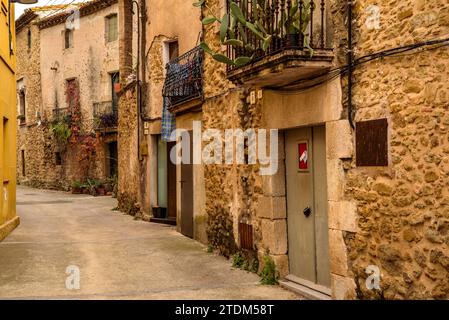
[347,0,355,130]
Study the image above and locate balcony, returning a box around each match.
[163,46,204,114]
[226,0,334,86]
[52,108,71,123]
[93,101,118,131]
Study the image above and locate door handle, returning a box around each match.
[303,206,312,218]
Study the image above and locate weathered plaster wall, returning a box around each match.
[145,0,202,57]
[40,5,119,129]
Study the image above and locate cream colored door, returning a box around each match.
[285,126,330,288]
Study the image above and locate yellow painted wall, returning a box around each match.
[0,0,19,241]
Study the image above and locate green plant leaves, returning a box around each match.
[199,42,215,55]
[195,0,315,67]
[220,13,229,43]
[223,39,244,47]
[202,16,217,25]
[212,54,235,65]
[245,21,264,40]
[234,56,252,67]
[50,121,72,143]
[260,254,279,285]
[238,24,248,44]
[192,0,205,7]
[230,1,246,25]
[262,35,272,51]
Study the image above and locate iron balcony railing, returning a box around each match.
[163,46,204,107]
[93,101,118,129]
[226,0,331,71]
[52,108,71,122]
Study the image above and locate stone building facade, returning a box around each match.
[342,0,449,300]
[117,0,449,299]
[117,0,206,237]
[16,0,120,190]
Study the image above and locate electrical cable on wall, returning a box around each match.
[267,37,449,94]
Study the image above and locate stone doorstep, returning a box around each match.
[280,278,331,300]
[0,216,21,242]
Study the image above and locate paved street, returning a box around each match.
[0,186,299,300]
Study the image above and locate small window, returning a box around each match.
[27,28,31,49]
[168,41,179,62]
[105,14,118,43]
[55,152,62,165]
[21,150,26,176]
[18,85,26,125]
[64,28,73,49]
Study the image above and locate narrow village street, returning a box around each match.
[0,186,299,300]
[1,0,447,302]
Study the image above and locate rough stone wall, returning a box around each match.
[201,0,274,266]
[201,0,240,258]
[145,36,166,119]
[200,0,449,299]
[15,23,65,189]
[117,0,139,215]
[341,0,449,299]
[16,23,44,186]
[117,85,140,214]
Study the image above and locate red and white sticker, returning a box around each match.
[298,142,308,170]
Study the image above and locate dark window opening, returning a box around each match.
[168,41,179,62]
[27,28,31,49]
[19,89,26,125]
[64,28,73,49]
[55,152,62,166]
[107,142,118,177]
[21,150,26,176]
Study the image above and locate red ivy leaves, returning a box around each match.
[65,79,102,170]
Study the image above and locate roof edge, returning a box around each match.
[15,9,38,33]
[38,0,118,30]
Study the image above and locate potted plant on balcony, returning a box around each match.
[280,0,313,53]
[195,0,315,66]
[195,0,273,67]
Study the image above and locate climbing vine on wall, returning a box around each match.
[47,79,103,179]
[66,79,82,143]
